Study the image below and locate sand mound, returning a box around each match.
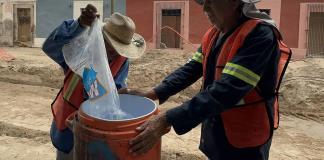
[2,48,323,122]
[0,121,49,144]
[129,50,324,122]
[0,47,64,88]
[280,58,324,122]
[0,48,324,160]
[128,49,202,103]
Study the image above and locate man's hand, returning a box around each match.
[78,4,99,27]
[129,112,171,156]
[118,88,159,101]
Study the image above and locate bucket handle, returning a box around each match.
[65,111,78,130]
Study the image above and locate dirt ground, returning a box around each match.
[0,47,323,160]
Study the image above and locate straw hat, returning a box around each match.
[102,12,146,59]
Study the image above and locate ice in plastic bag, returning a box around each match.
[62,19,132,120]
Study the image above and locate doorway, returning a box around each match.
[154,1,189,49]
[307,12,324,57]
[14,4,34,47]
[161,9,181,49]
[17,8,31,43]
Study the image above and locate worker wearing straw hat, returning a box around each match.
[42,4,145,160]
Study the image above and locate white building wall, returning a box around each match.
[0,0,14,46]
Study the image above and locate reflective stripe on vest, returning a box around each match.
[223,62,261,87]
[63,73,81,101]
[201,19,292,148]
[51,70,84,131]
[192,51,203,63]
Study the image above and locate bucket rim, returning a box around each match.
[80,94,157,122]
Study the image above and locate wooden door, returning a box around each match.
[17,8,31,42]
[161,9,181,49]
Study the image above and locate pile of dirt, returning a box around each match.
[0,64,63,88]
[2,47,324,122]
[0,47,64,88]
[0,121,49,144]
[130,50,324,122]
[0,48,324,160]
[280,58,324,122]
[128,49,202,103]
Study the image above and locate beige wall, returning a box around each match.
[0,0,15,46]
[256,0,282,28]
[0,0,36,46]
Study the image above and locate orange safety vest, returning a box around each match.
[51,56,127,131]
[201,19,291,148]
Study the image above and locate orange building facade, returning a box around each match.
[280,0,324,59]
[126,0,210,50]
[126,0,324,59]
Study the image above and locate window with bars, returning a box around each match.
[307,12,324,57]
[305,3,324,57]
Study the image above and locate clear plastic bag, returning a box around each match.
[62,19,131,120]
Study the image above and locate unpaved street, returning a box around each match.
[0,48,323,160]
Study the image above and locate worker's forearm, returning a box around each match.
[153,60,203,104]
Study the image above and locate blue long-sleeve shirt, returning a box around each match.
[42,19,129,153]
[154,20,280,160]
